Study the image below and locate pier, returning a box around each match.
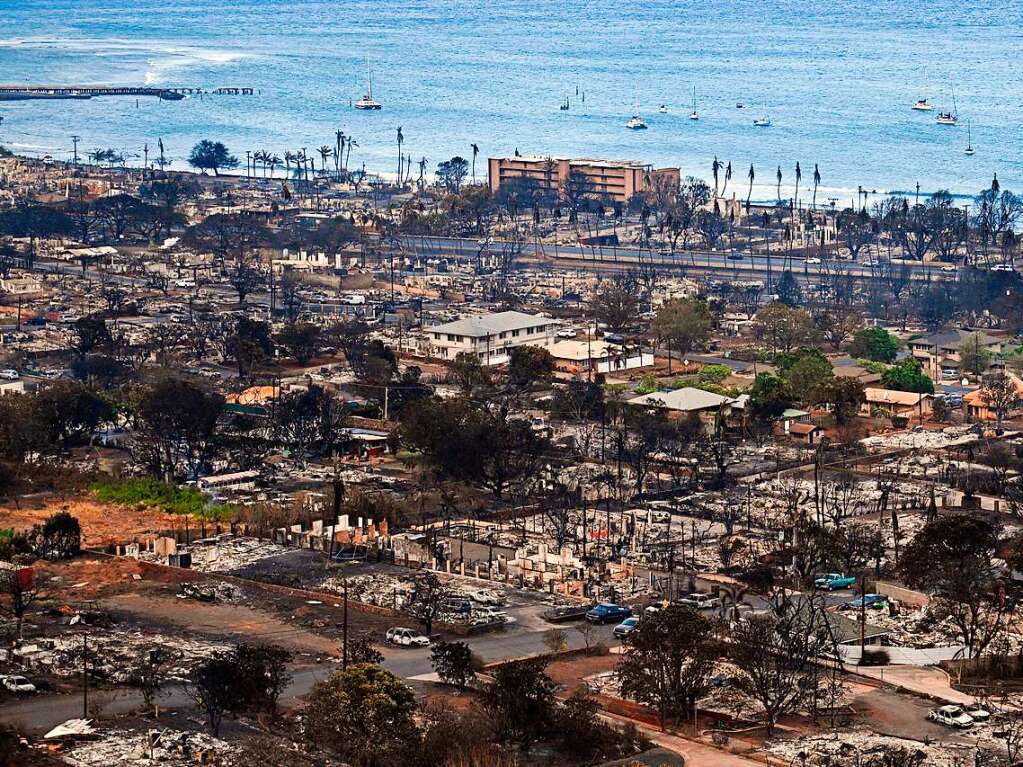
[0,85,255,101]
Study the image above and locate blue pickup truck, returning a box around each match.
[586,603,632,624]
[814,573,857,591]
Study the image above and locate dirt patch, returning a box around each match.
[547,651,619,691]
[0,497,183,548]
[99,590,342,656]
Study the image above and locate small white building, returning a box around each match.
[548,339,653,375]
[424,310,558,366]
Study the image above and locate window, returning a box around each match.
[512,329,520,337]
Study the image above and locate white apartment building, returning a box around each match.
[424,311,558,366]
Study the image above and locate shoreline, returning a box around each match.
[1,147,989,211]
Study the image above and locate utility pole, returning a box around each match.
[82,633,89,717]
[71,134,80,167]
[382,385,389,421]
[342,573,349,670]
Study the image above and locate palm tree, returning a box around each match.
[417,156,429,190]
[334,130,345,179]
[251,150,264,177]
[396,126,404,185]
[345,138,358,173]
[775,166,783,204]
[746,164,755,212]
[812,164,821,210]
[794,162,802,210]
[712,156,721,197]
[268,154,281,178]
[722,162,732,197]
[318,145,333,175]
[470,143,479,184]
[283,151,294,180]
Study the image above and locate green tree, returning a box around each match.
[305,664,419,767]
[900,514,1007,658]
[508,345,554,387]
[430,640,476,688]
[748,372,793,427]
[591,275,640,333]
[187,139,240,176]
[436,156,470,194]
[881,358,934,394]
[848,327,899,363]
[777,347,833,404]
[811,377,866,425]
[653,298,712,370]
[276,321,322,365]
[483,656,557,749]
[616,604,717,729]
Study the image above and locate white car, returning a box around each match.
[928,705,974,729]
[940,265,957,273]
[805,257,822,265]
[0,370,19,381]
[679,593,721,611]
[474,606,509,622]
[964,703,991,722]
[991,264,1015,273]
[385,627,430,648]
[556,329,577,340]
[2,675,36,694]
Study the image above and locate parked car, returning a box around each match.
[844,594,888,610]
[603,333,625,345]
[726,251,744,260]
[928,705,975,729]
[940,264,957,273]
[613,617,640,638]
[586,603,632,624]
[474,606,509,623]
[556,328,577,340]
[1,675,35,694]
[991,263,1015,273]
[385,627,430,648]
[814,573,857,591]
[805,257,822,265]
[964,703,991,722]
[0,370,19,381]
[678,593,722,611]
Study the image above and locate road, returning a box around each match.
[0,608,619,735]
[397,235,967,283]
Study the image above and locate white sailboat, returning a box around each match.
[688,86,699,120]
[753,115,771,127]
[912,98,933,111]
[354,63,382,110]
[965,120,975,155]
[658,104,668,113]
[936,89,958,125]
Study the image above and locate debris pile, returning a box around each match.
[764,730,976,767]
[860,426,978,452]
[67,727,236,766]
[15,629,228,682]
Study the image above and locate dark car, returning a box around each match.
[586,603,632,624]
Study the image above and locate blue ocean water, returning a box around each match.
[1,0,1022,203]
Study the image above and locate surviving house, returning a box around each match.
[548,339,653,375]
[908,329,1002,381]
[963,372,1023,422]
[424,310,558,366]
[861,388,933,419]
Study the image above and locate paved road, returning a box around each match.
[0,611,619,735]
[397,235,973,283]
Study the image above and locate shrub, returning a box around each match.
[92,478,234,520]
[859,649,890,666]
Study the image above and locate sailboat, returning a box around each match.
[560,97,570,111]
[936,89,958,125]
[659,104,668,113]
[965,120,975,155]
[354,63,382,110]
[912,99,933,111]
[753,115,771,127]
[688,86,699,120]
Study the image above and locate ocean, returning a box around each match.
[2,0,1022,205]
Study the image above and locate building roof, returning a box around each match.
[628,387,733,412]
[963,372,1023,406]
[913,329,1000,350]
[549,339,620,361]
[864,388,932,406]
[428,311,554,338]
[789,422,819,435]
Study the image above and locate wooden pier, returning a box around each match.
[0,85,255,101]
